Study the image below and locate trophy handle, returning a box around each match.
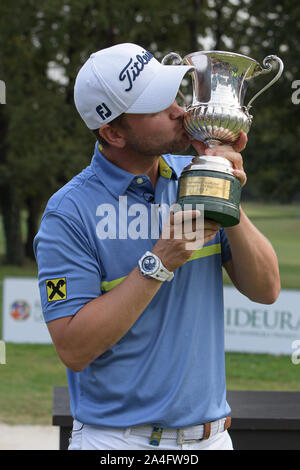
[161,52,183,65]
[246,55,284,109]
[162,52,190,106]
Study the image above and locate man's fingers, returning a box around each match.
[190,139,207,155]
[204,219,221,231]
[232,169,247,187]
[171,209,201,225]
[205,148,243,170]
[192,131,247,157]
[232,131,248,152]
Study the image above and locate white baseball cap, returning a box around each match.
[74,43,193,129]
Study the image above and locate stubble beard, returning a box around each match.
[125,128,191,157]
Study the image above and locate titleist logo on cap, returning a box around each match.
[74,42,193,129]
[119,50,153,92]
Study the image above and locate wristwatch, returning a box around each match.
[138,251,174,282]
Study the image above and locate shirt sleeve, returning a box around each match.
[34,211,102,323]
[220,227,232,265]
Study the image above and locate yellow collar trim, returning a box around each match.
[159,156,173,179]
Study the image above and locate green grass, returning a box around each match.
[223,202,300,289]
[225,352,300,392]
[0,261,67,425]
[0,202,300,424]
[0,343,67,425]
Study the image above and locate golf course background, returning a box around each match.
[0,202,299,424]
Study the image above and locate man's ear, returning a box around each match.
[99,124,126,148]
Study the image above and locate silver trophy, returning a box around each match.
[163,50,284,226]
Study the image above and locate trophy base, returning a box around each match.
[176,195,240,227]
[176,157,242,227]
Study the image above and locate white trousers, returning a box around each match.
[68,420,233,450]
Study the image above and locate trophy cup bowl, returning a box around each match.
[162,50,284,227]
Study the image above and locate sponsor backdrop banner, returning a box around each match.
[2,278,300,354]
[2,278,51,344]
[224,286,300,355]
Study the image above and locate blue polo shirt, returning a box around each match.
[34,142,232,428]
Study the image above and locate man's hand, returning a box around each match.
[152,131,247,273]
[152,209,220,272]
[191,130,248,187]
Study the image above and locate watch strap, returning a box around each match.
[138,251,174,282]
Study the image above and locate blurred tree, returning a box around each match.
[0,0,298,265]
[0,0,209,264]
[220,0,300,202]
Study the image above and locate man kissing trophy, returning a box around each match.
[163,50,284,227]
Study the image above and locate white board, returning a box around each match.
[2,277,51,344]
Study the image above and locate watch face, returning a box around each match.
[141,255,157,274]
